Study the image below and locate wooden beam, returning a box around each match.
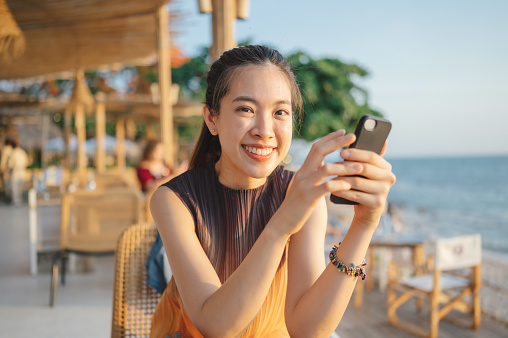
[95,100,106,173]
[197,0,212,13]
[210,0,237,61]
[157,6,174,167]
[63,105,72,170]
[41,113,50,170]
[237,0,250,20]
[116,117,126,174]
[75,102,87,183]
[146,124,157,140]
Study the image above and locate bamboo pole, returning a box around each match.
[63,105,72,170]
[116,117,126,173]
[75,102,87,184]
[41,113,50,170]
[210,0,237,61]
[157,6,174,167]
[95,99,106,173]
[146,124,157,140]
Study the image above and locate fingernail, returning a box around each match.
[342,150,350,158]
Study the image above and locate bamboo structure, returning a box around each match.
[95,94,106,174]
[157,6,174,166]
[0,0,174,79]
[0,0,25,61]
[207,0,250,61]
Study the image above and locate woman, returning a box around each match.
[150,45,395,337]
[137,140,186,193]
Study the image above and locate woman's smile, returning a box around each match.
[242,145,276,161]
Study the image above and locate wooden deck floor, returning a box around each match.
[336,284,508,338]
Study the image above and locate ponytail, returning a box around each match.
[188,122,221,169]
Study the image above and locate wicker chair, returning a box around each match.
[111,223,161,337]
[49,188,143,306]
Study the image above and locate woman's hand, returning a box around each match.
[332,142,396,229]
[275,130,363,236]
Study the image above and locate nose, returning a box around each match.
[251,112,275,139]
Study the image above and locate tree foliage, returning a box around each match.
[163,46,384,141]
[171,46,210,102]
[287,51,383,140]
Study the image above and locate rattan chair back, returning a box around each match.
[111,223,161,337]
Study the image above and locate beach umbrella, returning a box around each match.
[45,135,77,153]
[85,135,141,161]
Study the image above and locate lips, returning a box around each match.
[242,145,274,156]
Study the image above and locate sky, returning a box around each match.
[170,0,508,158]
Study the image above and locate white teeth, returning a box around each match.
[244,146,273,156]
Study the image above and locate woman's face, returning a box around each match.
[151,143,164,162]
[210,64,293,189]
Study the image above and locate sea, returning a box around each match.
[286,140,508,254]
[387,155,508,254]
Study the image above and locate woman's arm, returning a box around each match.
[151,130,391,337]
[285,144,395,337]
[151,187,292,337]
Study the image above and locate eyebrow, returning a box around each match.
[232,96,291,106]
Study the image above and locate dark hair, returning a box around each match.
[142,139,162,161]
[188,45,303,169]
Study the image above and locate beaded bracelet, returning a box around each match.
[329,243,367,280]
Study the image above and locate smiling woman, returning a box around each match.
[205,64,293,188]
[149,45,396,337]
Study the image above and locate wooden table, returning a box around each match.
[354,233,428,307]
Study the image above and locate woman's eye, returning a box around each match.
[275,109,290,116]
[237,107,253,113]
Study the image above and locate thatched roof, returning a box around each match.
[0,0,174,79]
[0,95,202,122]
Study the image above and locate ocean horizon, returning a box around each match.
[286,140,508,253]
[387,155,508,253]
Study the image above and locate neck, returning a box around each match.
[214,159,267,190]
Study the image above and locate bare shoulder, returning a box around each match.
[150,186,194,233]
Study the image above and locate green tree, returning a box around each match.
[158,45,384,141]
[287,51,383,140]
[171,46,210,102]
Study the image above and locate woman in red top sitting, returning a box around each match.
[137,140,186,193]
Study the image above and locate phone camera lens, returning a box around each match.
[364,118,377,131]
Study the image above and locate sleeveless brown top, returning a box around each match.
[150,164,295,337]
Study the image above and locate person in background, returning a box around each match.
[136,140,187,194]
[5,139,28,206]
[149,45,395,337]
[0,139,14,201]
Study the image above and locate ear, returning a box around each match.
[203,105,218,135]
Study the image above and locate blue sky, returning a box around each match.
[171,0,508,158]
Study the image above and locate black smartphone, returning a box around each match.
[330,115,392,205]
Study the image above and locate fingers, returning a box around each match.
[329,147,395,208]
[308,161,363,188]
[300,130,355,174]
[380,141,388,157]
[330,166,396,208]
[341,147,392,170]
[291,161,364,203]
[331,188,387,209]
